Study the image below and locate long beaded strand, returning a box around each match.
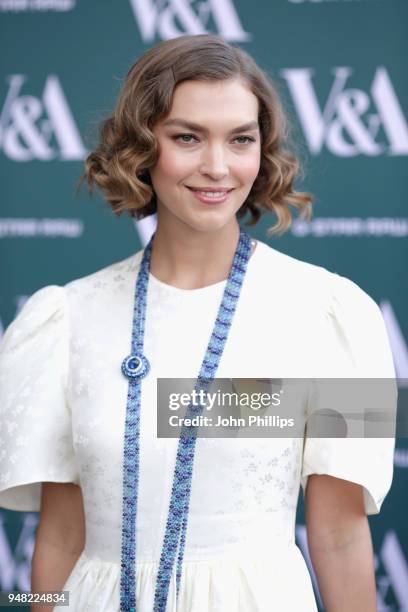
[120,228,252,611]
[120,241,152,612]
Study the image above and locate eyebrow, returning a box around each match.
[162,118,259,134]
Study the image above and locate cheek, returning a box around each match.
[154,147,195,181]
[236,152,261,183]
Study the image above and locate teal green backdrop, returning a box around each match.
[1,0,407,609]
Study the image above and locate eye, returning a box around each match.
[233,135,256,145]
[173,133,198,144]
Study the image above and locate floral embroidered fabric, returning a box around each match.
[0,240,396,611]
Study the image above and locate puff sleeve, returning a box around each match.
[0,285,79,512]
[300,272,397,515]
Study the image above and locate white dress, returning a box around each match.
[0,239,396,611]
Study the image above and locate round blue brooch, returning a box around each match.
[121,353,150,382]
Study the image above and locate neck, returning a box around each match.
[148,219,242,290]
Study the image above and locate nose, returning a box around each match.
[199,144,228,179]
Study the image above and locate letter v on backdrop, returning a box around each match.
[281,67,408,157]
[128,0,251,42]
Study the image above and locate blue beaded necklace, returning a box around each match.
[120,227,252,611]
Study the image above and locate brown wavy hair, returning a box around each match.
[78,34,313,235]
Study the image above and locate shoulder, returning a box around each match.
[0,285,67,358]
[57,251,144,333]
[255,241,393,376]
[254,239,379,314]
[1,251,142,354]
[64,251,142,298]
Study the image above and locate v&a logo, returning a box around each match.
[129,0,251,42]
[297,525,408,610]
[281,66,408,156]
[0,513,38,591]
[0,74,86,162]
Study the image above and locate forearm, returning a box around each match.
[309,516,377,611]
[30,536,83,611]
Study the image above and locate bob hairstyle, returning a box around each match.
[80,34,313,235]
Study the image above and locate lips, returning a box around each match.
[185,186,234,205]
[186,186,234,193]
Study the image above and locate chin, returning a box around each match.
[185,205,240,231]
[184,214,236,234]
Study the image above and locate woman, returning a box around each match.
[0,35,396,611]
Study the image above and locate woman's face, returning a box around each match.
[149,78,261,234]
